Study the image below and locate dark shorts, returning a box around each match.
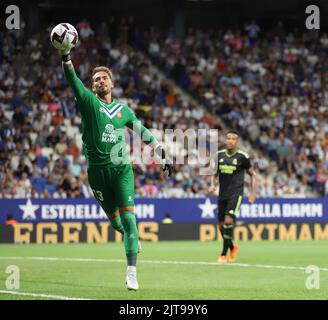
[218,195,243,223]
[87,164,135,215]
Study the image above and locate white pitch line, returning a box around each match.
[0,290,91,300]
[0,256,328,272]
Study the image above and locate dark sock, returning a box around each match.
[219,226,224,239]
[221,224,233,256]
[127,252,137,266]
[228,225,234,250]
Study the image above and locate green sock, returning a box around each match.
[109,215,124,234]
[120,211,138,266]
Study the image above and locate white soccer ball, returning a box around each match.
[50,23,78,53]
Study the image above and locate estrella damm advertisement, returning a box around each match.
[0,198,327,223]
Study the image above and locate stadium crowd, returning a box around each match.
[134,23,328,196]
[0,18,319,199]
[0,19,215,199]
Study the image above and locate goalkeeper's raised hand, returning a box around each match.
[162,158,173,177]
[155,145,173,177]
[59,48,72,63]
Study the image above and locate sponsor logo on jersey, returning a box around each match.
[101,123,117,143]
[102,131,118,143]
[105,124,114,133]
[219,164,237,174]
[233,159,238,165]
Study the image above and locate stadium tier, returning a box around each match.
[0,20,324,198]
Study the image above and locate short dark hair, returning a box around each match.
[226,129,240,137]
[91,66,113,84]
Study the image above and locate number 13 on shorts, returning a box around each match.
[92,189,104,202]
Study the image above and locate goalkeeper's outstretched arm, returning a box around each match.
[61,53,87,103]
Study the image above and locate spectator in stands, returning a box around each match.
[245,20,260,43]
[15,172,32,198]
[68,177,81,198]
[46,128,60,147]
[77,19,94,39]
[41,188,51,198]
[71,156,82,177]
[5,214,17,225]
[162,213,173,224]
[143,179,159,197]
[53,187,67,199]
[55,136,68,155]
[18,155,31,173]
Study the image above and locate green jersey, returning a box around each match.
[64,64,158,167]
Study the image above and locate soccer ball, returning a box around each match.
[50,23,78,53]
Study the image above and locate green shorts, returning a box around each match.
[87,164,135,214]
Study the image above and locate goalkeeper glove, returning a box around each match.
[57,46,72,62]
[162,158,173,177]
[155,145,173,177]
[61,51,71,62]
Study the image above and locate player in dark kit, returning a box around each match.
[209,130,257,263]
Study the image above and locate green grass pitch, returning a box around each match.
[0,241,327,300]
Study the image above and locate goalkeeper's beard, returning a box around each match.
[97,88,111,99]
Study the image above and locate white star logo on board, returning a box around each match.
[198,198,217,219]
[19,198,39,220]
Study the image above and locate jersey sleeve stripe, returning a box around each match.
[237,150,249,159]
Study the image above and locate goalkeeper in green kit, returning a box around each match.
[56,47,172,291]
